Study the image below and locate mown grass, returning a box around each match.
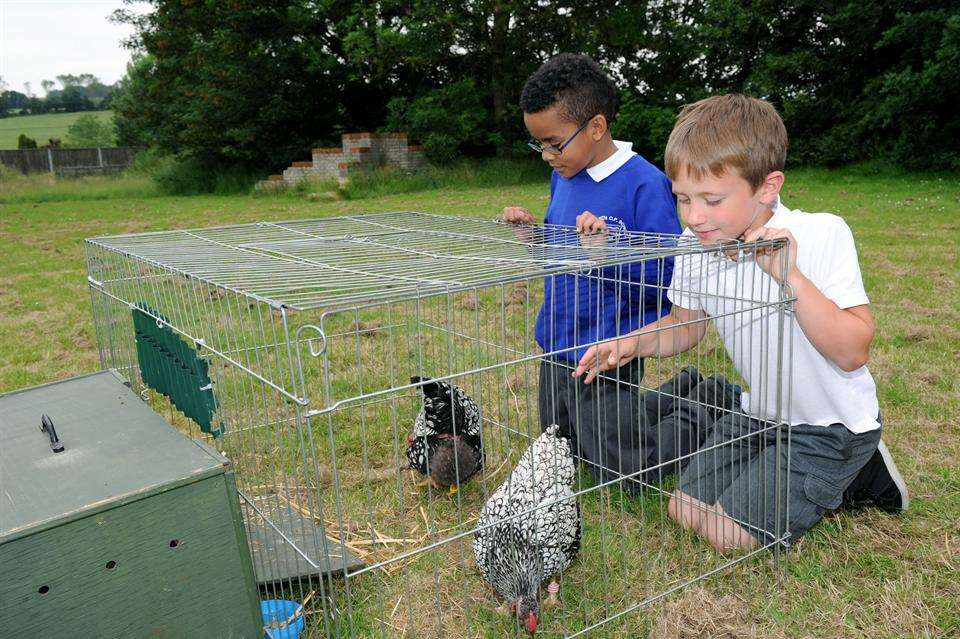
[0,110,115,149]
[0,165,957,637]
[82,221,743,637]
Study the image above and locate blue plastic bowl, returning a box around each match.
[261,599,305,639]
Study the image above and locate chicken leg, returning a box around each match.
[415,475,442,491]
[543,580,560,608]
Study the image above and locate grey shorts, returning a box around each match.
[678,411,881,544]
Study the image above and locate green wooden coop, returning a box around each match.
[0,371,263,638]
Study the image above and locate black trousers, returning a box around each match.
[538,362,735,490]
[638,367,741,481]
[538,358,646,489]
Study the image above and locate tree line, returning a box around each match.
[111,0,959,172]
[0,74,118,117]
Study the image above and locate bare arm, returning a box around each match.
[744,226,875,372]
[573,305,708,384]
[788,273,874,371]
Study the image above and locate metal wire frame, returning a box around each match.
[87,212,788,405]
[87,211,740,310]
[85,212,795,637]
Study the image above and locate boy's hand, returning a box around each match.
[572,335,639,384]
[576,210,607,235]
[502,206,535,224]
[741,226,798,284]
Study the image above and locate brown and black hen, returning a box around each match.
[406,376,483,492]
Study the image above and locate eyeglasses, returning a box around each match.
[527,119,590,155]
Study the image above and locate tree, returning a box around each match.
[59,85,93,112]
[43,91,62,112]
[682,0,960,169]
[84,80,111,103]
[111,55,157,147]
[40,79,55,96]
[110,0,960,171]
[56,74,83,89]
[65,114,115,147]
[859,7,960,170]
[97,84,119,110]
[339,1,614,155]
[386,79,489,163]
[2,90,29,110]
[113,1,365,168]
[25,96,49,115]
[18,134,37,149]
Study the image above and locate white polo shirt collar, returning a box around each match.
[585,140,636,182]
[766,196,788,225]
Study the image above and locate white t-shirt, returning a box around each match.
[667,199,880,433]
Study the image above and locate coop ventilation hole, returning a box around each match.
[169,539,180,548]
[38,585,50,595]
[105,560,117,570]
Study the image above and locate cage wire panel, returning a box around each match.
[85,211,794,637]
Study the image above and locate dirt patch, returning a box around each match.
[119,220,154,235]
[870,256,912,278]
[456,292,478,311]
[651,585,787,639]
[355,319,383,337]
[916,369,942,386]
[903,326,932,343]
[505,282,528,307]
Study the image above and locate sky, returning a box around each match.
[0,0,151,95]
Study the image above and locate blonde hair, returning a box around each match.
[664,94,787,191]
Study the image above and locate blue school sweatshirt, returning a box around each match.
[535,148,681,363]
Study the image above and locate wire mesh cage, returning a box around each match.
[85,211,794,637]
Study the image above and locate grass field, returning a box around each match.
[0,110,114,149]
[0,167,957,637]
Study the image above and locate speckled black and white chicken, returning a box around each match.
[406,376,484,492]
[473,424,581,634]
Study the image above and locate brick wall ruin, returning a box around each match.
[259,132,427,189]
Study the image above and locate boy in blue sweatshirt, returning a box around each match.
[502,53,681,488]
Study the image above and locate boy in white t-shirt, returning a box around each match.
[572,94,907,552]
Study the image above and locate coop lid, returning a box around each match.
[0,370,227,543]
[86,211,702,310]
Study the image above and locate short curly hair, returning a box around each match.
[520,53,618,124]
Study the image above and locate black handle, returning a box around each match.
[40,414,65,453]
